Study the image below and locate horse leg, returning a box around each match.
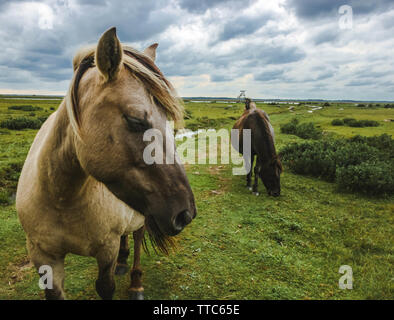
[95,241,119,300]
[246,154,254,190]
[115,235,130,275]
[27,239,66,300]
[252,161,260,196]
[129,226,145,300]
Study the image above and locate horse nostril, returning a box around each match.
[174,210,193,231]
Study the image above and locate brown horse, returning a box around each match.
[232,98,282,196]
[16,27,196,300]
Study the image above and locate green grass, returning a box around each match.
[0,99,393,300]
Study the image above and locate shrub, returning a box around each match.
[349,134,393,157]
[358,120,379,127]
[337,118,380,128]
[38,116,49,124]
[280,118,299,134]
[279,134,393,195]
[0,191,11,205]
[295,122,322,139]
[280,118,322,140]
[8,105,42,111]
[347,119,363,127]
[343,117,356,124]
[0,117,44,130]
[331,119,344,126]
[336,161,394,195]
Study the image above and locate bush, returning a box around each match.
[0,191,11,205]
[336,118,380,127]
[349,134,394,158]
[336,161,394,195]
[358,120,379,127]
[8,105,42,111]
[0,117,44,130]
[331,119,344,126]
[295,122,322,139]
[280,118,322,140]
[280,118,299,134]
[343,117,356,124]
[347,119,363,127]
[279,134,393,195]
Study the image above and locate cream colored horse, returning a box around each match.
[16,27,196,300]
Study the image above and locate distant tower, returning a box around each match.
[237,90,246,102]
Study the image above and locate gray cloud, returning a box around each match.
[312,29,340,45]
[177,0,256,14]
[254,69,284,81]
[286,0,394,20]
[218,14,271,41]
[0,0,393,100]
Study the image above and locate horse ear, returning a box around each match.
[96,27,123,81]
[143,43,158,62]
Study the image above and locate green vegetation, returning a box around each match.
[332,119,344,126]
[279,134,393,195]
[280,118,322,140]
[0,98,393,300]
[0,117,46,130]
[8,105,43,112]
[332,118,380,127]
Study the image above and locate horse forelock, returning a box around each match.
[66,44,184,139]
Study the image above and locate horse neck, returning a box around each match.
[39,100,87,202]
[255,117,277,165]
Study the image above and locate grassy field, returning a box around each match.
[0,98,393,300]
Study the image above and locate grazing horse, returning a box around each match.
[232,98,282,196]
[16,27,196,300]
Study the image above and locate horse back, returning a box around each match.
[232,109,274,156]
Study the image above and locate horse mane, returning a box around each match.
[244,98,257,112]
[245,98,251,109]
[66,44,184,139]
[253,110,282,172]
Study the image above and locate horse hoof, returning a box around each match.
[247,187,252,191]
[115,264,129,276]
[129,289,144,300]
[253,192,259,196]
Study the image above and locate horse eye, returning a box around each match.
[123,115,150,132]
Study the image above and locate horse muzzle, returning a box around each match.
[170,209,195,235]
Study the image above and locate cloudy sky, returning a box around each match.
[0,0,393,100]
